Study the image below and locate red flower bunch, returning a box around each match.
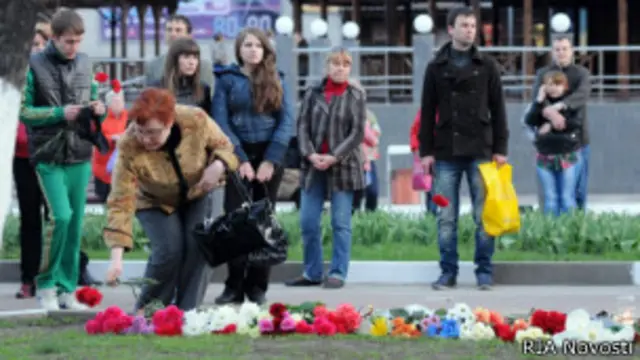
[493,323,516,342]
[152,305,184,336]
[432,194,449,207]
[75,286,103,308]
[111,79,122,93]
[258,303,296,335]
[85,306,134,335]
[310,304,362,335]
[213,324,237,335]
[295,320,314,334]
[94,72,109,83]
[530,309,567,335]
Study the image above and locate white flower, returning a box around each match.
[446,303,475,325]
[515,326,550,343]
[182,309,209,336]
[238,302,262,319]
[553,330,585,347]
[290,313,304,323]
[207,305,239,332]
[237,323,261,337]
[460,322,494,341]
[583,321,606,342]
[564,309,591,332]
[257,310,273,321]
[459,322,474,339]
[609,325,635,342]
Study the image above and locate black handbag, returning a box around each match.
[193,173,287,267]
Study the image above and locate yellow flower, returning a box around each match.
[370,317,389,337]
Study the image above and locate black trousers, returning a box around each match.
[13,158,45,285]
[224,144,284,295]
[94,178,111,203]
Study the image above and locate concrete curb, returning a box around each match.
[0,260,637,286]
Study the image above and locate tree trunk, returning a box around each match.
[0,1,42,249]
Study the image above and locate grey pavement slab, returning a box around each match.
[1,284,638,316]
[1,261,637,285]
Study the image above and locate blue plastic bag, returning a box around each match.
[106,149,118,174]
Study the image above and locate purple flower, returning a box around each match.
[421,315,441,329]
[280,316,296,332]
[258,319,274,333]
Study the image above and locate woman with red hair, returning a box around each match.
[103,88,239,313]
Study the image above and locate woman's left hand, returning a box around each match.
[196,160,225,192]
[256,161,274,182]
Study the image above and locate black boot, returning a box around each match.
[214,287,244,305]
[78,251,102,286]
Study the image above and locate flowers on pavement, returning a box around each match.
[82,301,639,346]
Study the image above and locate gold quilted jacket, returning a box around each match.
[103,105,239,250]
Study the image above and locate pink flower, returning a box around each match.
[280,316,296,332]
[258,318,275,333]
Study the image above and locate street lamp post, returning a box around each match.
[550,12,573,43]
[307,18,330,85]
[412,14,435,103]
[341,21,361,78]
[274,16,298,104]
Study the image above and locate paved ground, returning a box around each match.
[1,284,637,315]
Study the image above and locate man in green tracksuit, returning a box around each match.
[19,9,106,311]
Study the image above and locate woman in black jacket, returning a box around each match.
[525,71,582,216]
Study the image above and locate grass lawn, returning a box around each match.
[1,242,638,262]
[0,317,546,360]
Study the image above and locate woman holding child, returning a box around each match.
[524,71,583,216]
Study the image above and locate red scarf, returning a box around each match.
[319,78,349,153]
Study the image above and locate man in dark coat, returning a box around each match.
[419,6,509,291]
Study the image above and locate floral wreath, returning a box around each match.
[94,72,122,94]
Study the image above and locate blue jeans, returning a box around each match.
[575,145,590,210]
[537,158,581,216]
[300,171,354,281]
[434,159,494,277]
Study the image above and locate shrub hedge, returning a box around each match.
[2,211,640,256]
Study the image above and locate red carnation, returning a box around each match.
[94,72,109,83]
[313,317,337,336]
[111,79,122,93]
[152,305,184,336]
[213,324,237,334]
[269,303,287,319]
[493,323,516,342]
[530,309,566,335]
[432,194,449,207]
[75,286,103,308]
[295,320,314,334]
[313,305,330,319]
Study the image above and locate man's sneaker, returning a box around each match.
[431,274,457,290]
[58,292,89,310]
[476,273,493,291]
[38,288,60,311]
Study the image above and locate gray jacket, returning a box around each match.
[144,54,214,89]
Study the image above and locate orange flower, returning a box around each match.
[390,318,421,338]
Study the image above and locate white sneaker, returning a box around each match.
[38,288,60,311]
[58,292,89,310]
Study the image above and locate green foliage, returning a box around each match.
[3,211,640,256]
